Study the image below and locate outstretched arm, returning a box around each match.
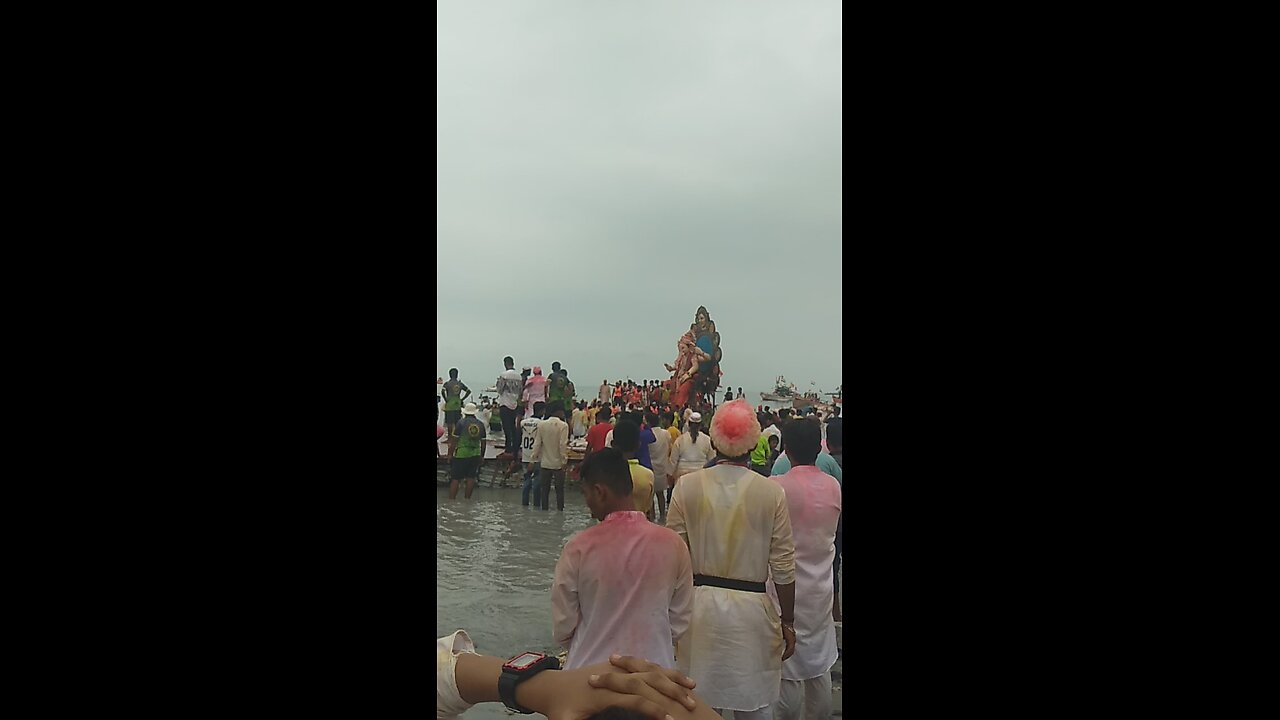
[451,648,710,720]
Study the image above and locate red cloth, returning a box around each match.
[585,422,612,455]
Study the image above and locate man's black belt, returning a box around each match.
[693,574,766,593]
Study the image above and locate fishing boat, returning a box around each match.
[792,383,825,410]
[793,393,823,410]
[761,375,800,402]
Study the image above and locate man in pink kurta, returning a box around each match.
[767,418,842,720]
[522,366,548,420]
[551,448,694,670]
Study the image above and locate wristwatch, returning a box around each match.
[498,651,561,713]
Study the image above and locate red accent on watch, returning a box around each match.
[502,651,549,672]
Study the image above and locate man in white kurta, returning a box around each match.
[666,400,797,719]
[552,448,694,669]
[767,419,841,720]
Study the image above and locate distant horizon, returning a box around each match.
[436,368,839,401]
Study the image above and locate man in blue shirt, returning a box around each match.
[771,444,842,482]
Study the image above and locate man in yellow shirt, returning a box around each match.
[612,420,655,520]
[662,411,680,443]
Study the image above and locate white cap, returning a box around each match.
[462,402,478,416]
[688,412,702,423]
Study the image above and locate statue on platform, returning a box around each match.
[664,305,722,407]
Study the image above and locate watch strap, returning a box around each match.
[498,656,559,714]
[498,670,533,714]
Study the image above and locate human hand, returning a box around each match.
[520,655,700,720]
[781,624,796,661]
[593,654,697,709]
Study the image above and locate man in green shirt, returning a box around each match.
[441,368,471,436]
[560,368,577,416]
[750,433,778,476]
[547,361,568,413]
[450,402,487,500]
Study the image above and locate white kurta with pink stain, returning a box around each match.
[551,511,694,670]
[767,464,841,680]
[435,630,475,720]
[666,464,796,711]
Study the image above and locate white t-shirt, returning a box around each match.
[520,416,543,463]
[496,368,523,410]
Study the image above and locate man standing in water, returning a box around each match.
[519,401,546,507]
[495,356,523,460]
[441,368,471,437]
[449,403,487,500]
[769,419,841,720]
[552,448,693,669]
[531,405,570,511]
[666,400,796,719]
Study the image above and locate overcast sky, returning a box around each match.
[437,0,842,402]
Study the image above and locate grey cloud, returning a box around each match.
[437,0,842,400]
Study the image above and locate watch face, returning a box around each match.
[507,652,543,670]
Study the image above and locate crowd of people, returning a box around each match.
[437,357,844,720]
[437,359,841,502]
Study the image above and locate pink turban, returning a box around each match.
[710,399,761,458]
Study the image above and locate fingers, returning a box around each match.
[608,655,696,688]
[600,693,676,720]
[605,654,659,674]
[589,670,696,710]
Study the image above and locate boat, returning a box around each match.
[793,393,823,410]
[792,383,825,410]
[761,375,800,402]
